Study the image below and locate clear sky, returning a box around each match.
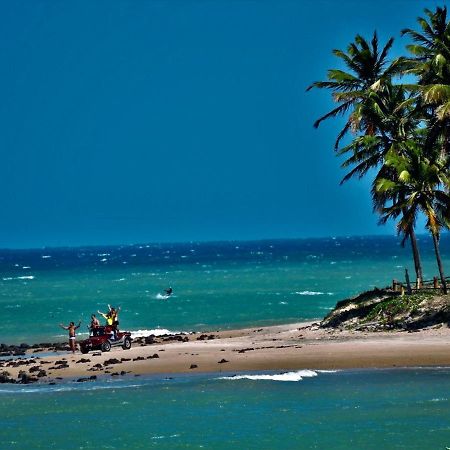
[0,0,446,248]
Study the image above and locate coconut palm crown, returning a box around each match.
[307,32,401,149]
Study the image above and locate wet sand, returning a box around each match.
[2,321,450,383]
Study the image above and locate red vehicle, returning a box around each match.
[79,326,132,353]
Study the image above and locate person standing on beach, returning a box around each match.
[59,321,81,353]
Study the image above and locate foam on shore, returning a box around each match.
[218,370,318,382]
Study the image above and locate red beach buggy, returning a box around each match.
[79,326,132,353]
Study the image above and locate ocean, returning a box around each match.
[1,368,450,449]
[1,235,449,449]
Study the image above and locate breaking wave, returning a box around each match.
[130,328,185,338]
[218,370,319,382]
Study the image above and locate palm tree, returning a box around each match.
[401,6,450,155]
[309,34,426,282]
[307,32,399,149]
[376,143,450,293]
[332,80,425,282]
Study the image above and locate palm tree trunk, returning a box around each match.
[431,232,448,294]
[408,227,423,286]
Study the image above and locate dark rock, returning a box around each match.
[133,356,145,361]
[18,372,37,384]
[76,358,91,364]
[104,358,121,365]
[197,334,208,341]
[189,364,198,369]
[218,359,229,364]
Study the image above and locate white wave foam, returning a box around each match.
[0,381,144,395]
[219,370,318,382]
[41,255,52,259]
[295,291,333,296]
[3,276,35,281]
[155,293,170,300]
[130,328,184,338]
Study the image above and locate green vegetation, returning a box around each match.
[308,6,450,294]
[363,292,432,324]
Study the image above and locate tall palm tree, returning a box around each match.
[335,81,425,282]
[309,34,425,282]
[401,6,450,155]
[376,143,450,293]
[307,32,399,149]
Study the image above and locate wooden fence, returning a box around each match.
[392,270,450,294]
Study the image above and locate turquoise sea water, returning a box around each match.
[0,235,449,344]
[1,368,450,449]
[1,236,450,449]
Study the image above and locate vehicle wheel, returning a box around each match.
[80,345,89,354]
[101,341,111,352]
[122,337,132,350]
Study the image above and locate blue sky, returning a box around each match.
[0,0,446,248]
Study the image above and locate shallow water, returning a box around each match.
[1,368,450,449]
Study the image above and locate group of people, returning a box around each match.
[92,304,121,340]
[59,304,121,353]
[93,304,121,330]
[59,287,172,353]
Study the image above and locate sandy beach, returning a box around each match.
[2,321,450,383]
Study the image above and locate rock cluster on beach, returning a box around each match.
[2,299,450,386]
[0,332,198,384]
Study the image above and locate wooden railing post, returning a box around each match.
[405,268,412,295]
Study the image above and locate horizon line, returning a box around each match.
[0,232,446,252]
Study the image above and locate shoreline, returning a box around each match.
[2,321,450,384]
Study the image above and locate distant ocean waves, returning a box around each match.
[1,235,449,344]
[294,291,334,296]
